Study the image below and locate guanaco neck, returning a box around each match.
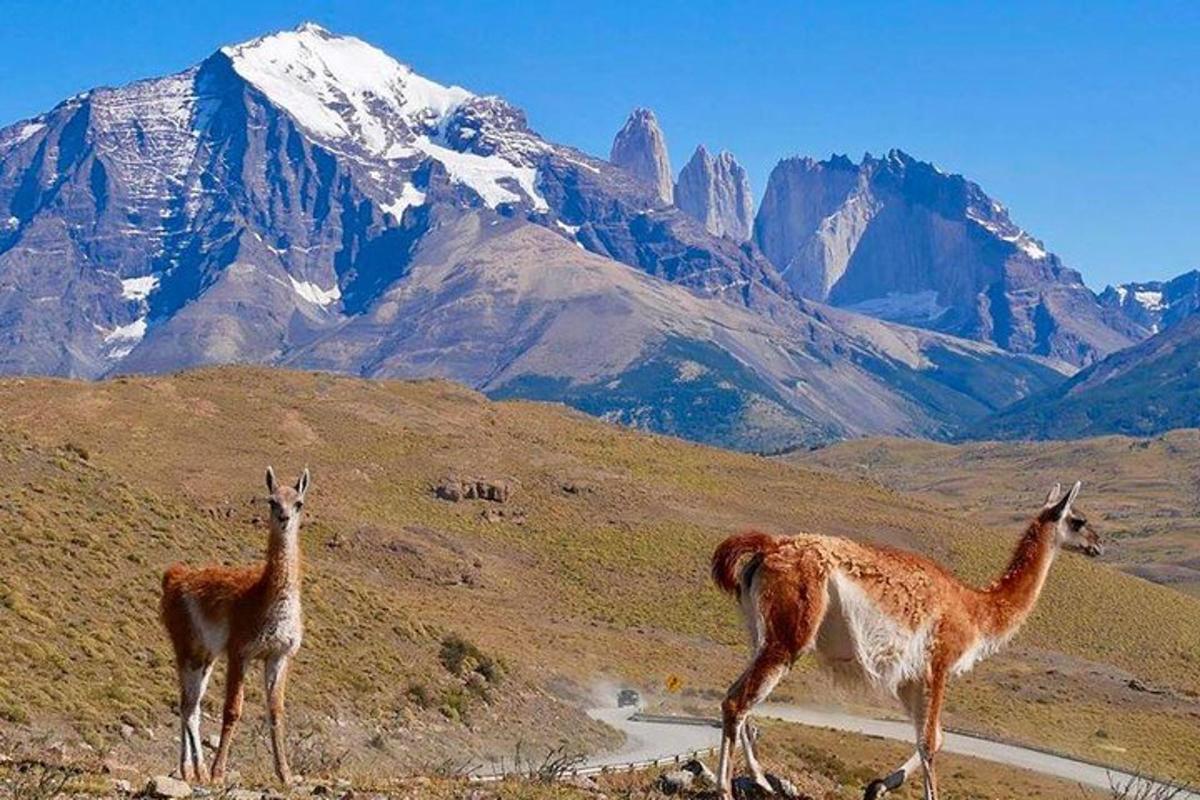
[980,517,1058,637]
[263,520,302,599]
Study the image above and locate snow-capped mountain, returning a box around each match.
[0,23,1071,449]
[1098,269,1200,334]
[753,151,1143,366]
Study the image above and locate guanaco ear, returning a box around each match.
[1043,482,1062,507]
[266,466,278,495]
[295,467,310,499]
[1051,480,1082,520]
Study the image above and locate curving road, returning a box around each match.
[581,704,1198,798]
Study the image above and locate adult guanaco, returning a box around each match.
[711,481,1101,800]
[160,467,310,785]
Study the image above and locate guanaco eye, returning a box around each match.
[1070,518,1085,530]
[295,501,304,511]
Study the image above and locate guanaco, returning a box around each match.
[160,467,310,785]
[710,481,1101,800]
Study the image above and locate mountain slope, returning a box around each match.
[970,310,1200,440]
[0,25,782,377]
[753,151,1143,366]
[286,204,1066,449]
[1098,268,1200,334]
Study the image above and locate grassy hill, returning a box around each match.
[1,367,1199,785]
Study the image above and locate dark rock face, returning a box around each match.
[753,150,1142,366]
[609,108,674,204]
[674,145,754,241]
[1098,269,1200,334]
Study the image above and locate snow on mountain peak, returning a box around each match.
[222,23,473,155]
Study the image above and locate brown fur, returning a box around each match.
[159,467,309,785]
[710,482,1100,800]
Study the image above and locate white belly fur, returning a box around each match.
[818,571,932,697]
[244,592,303,658]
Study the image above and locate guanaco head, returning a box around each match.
[1040,481,1102,557]
[266,466,310,532]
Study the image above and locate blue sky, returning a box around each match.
[1,1,1196,288]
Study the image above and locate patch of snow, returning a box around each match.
[8,122,45,146]
[415,137,547,211]
[1133,290,1164,312]
[381,182,426,220]
[1,216,17,230]
[223,23,472,155]
[120,275,160,301]
[966,209,1047,260]
[844,290,949,324]
[1115,285,1128,303]
[104,317,148,343]
[104,317,148,357]
[554,220,580,236]
[289,275,341,307]
[1014,238,1047,260]
[560,155,601,174]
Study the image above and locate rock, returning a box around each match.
[146,775,192,798]
[681,758,716,787]
[119,723,136,740]
[435,478,511,503]
[563,775,598,790]
[610,108,674,204]
[656,769,694,795]
[731,774,805,799]
[225,789,265,800]
[675,146,754,242]
[204,733,220,749]
[112,779,134,794]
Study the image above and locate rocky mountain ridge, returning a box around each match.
[0,22,1152,450]
[1098,269,1200,334]
[751,150,1143,367]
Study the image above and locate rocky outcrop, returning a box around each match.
[1098,269,1200,334]
[674,146,754,241]
[610,108,674,204]
[435,476,512,503]
[753,150,1143,366]
[145,776,191,799]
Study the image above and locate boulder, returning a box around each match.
[656,769,694,795]
[145,775,192,798]
[435,478,511,503]
[732,774,805,799]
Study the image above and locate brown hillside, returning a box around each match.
[1,368,1198,783]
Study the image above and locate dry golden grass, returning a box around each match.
[0,367,1198,787]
